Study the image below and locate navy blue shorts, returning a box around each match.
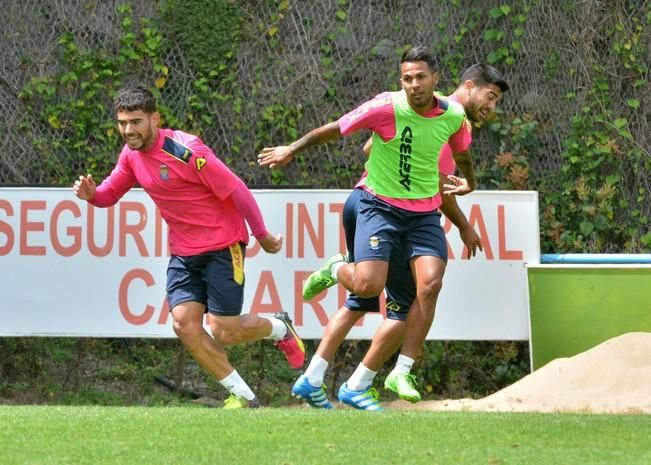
[166,243,246,317]
[344,189,446,321]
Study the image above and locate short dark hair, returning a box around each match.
[400,46,436,72]
[114,86,157,113]
[460,64,509,93]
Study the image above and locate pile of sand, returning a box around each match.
[395,332,651,414]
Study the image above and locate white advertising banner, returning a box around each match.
[0,188,539,340]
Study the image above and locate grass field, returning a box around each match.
[1,405,649,465]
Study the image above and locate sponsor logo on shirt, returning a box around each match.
[162,136,192,163]
[386,300,401,312]
[195,157,207,172]
[399,126,412,191]
[159,163,169,180]
[369,235,380,251]
[229,244,244,285]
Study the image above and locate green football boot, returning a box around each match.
[302,253,347,300]
[223,394,260,409]
[384,372,421,403]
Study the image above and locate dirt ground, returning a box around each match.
[390,332,651,414]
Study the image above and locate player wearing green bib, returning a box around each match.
[290,64,508,410]
[258,47,477,410]
[365,89,465,199]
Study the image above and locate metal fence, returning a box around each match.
[1,0,649,225]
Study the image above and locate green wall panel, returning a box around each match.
[527,266,651,370]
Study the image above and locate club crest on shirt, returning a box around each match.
[162,136,192,164]
[159,163,169,180]
[195,157,207,172]
[369,235,380,251]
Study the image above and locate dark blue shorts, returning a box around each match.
[344,189,446,321]
[166,243,246,317]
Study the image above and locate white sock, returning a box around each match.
[219,369,256,400]
[346,363,377,391]
[390,354,415,376]
[261,315,287,340]
[330,261,345,281]
[304,355,329,387]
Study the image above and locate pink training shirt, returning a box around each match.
[439,93,472,180]
[339,91,472,212]
[90,128,266,256]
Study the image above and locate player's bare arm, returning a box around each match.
[439,173,482,258]
[458,224,483,258]
[362,136,373,156]
[442,173,474,196]
[450,149,477,193]
[73,174,97,200]
[258,121,341,168]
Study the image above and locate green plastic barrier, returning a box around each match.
[527,265,651,370]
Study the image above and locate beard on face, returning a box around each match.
[408,89,434,110]
[464,101,483,123]
[123,122,153,150]
[124,135,143,149]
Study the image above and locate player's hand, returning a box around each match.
[459,225,483,259]
[442,175,473,196]
[257,146,295,168]
[73,174,97,200]
[258,232,283,254]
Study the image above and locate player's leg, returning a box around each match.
[337,195,415,410]
[338,190,403,298]
[385,212,447,402]
[359,317,406,372]
[316,188,381,363]
[303,190,394,300]
[231,312,306,369]
[292,306,365,408]
[383,256,444,403]
[401,255,445,359]
[205,244,306,369]
[167,253,258,408]
[314,308,365,364]
[171,301,233,379]
[341,240,414,410]
[302,256,388,300]
[337,317,402,412]
[294,189,379,408]
[362,246,415,373]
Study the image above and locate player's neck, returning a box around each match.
[410,95,436,116]
[141,128,160,152]
[450,89,467,105]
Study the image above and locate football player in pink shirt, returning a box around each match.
[289,64,508,410]
[259,48,478,410]
[73,86,305,408]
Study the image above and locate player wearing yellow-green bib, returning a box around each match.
[258,46,477,410]
[284,64,508,411]
[365,90,466,199]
